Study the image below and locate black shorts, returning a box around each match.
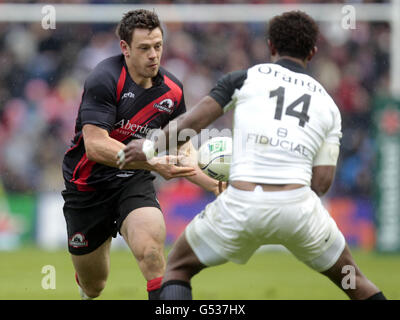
[62,173,161,255]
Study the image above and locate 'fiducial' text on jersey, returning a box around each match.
[209,59,342,186]
[62,54,186,191]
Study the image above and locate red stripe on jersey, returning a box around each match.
[110,94,170,142]
[109,105,160,142]
[75,157,96,191]
[110,76,182,143]
[116,66,127,103]
[70,154,96,191]
[71,153,87,183]
[164,75,183,106]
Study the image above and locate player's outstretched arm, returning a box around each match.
[83,124,195,178]
[146,155,197,180]
[177,140,226,196]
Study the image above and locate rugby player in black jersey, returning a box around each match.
[61,9,223,300]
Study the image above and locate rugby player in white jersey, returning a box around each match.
[119,11,386,300]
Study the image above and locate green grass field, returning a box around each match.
[0,246,399,300]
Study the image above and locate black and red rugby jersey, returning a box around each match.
[62,54,186,191]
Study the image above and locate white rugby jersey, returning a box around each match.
[209,59,342,185]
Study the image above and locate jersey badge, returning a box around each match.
[153,98,175,114]
[69,232,89,248]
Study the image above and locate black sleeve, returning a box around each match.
[80,69,117,132]
[209,70,247,109]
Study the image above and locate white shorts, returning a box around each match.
[185,185,346,272]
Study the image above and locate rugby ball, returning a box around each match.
[197,136,232,182]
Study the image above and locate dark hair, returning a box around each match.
[116,9,163,45]
[267,11,319,60]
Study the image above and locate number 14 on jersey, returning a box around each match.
[269,86,311,127]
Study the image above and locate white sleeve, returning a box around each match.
[313,142,340,166]
[325,103,342,146]
[312,101,342,167]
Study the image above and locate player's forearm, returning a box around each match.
[85,136,154,171]
[311,166,336,196]
[185,166,219,193]
[177,140,218,193]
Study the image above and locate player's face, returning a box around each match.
[124,27,163,83]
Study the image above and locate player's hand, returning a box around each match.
[117,139,147,168]
[116,139,196,179]
[150,155,196,180]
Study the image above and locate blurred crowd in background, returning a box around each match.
[0,1,392,199]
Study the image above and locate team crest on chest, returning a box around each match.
[153,98,175,114]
